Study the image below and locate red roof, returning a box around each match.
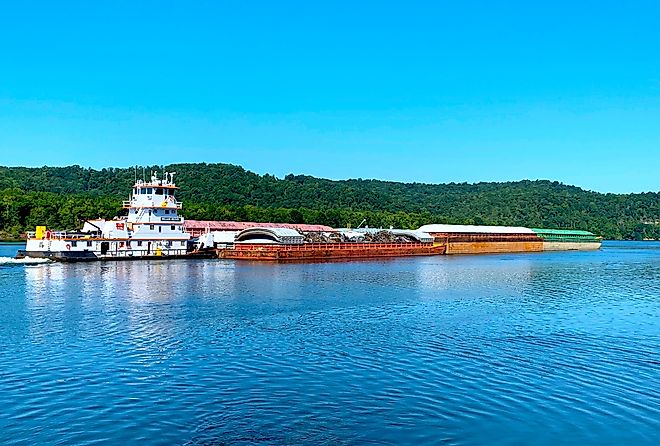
[184,220,334,232]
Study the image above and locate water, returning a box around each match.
[0,241,658,445]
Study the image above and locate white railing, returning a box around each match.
[98,248,189,258]
[123,200,182,209]
[26,231,99,240]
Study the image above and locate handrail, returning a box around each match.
[98,248,189,257]
[27,231,100,240]
[123,201,183,209]
[233,242,436,251]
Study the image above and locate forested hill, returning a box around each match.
[2,163,660,240]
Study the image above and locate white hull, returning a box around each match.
[25,237,190,257]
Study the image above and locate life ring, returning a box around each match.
[65,243,71,250]
[45,231,52,240]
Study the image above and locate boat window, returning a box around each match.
[181,241,186,246]
[148,210,152,216]
[147,188,153,194]
[87,241,92,247]
[171,226,175,231]
[164,210,170,214]
[150,225,155,230]
[158,226,162,232]
[137,241,142,246]
[155,188,163,195]
[71,241,77,247]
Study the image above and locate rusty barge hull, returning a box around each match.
[212,230,599,261]
[217,243,446,261]
[447,241,544,254]
[430,233,545,255]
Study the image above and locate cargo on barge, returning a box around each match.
[205,226,445,261]
[196,223,601,261]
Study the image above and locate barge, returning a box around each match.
[195,223,601,262]
[532,228,603,251]
[218,242,446,261]
[212,227,446,261]
[419,224,544,254]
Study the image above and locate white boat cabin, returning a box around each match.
[23,171,192,259]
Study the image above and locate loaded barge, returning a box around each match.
[208,227,446,261]
[198,223,600,261]
[419,224,601,254]
[197,224,600,262]
[219,243,445,261]
[420,224,544,255]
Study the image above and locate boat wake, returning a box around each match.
[0,256,52,266]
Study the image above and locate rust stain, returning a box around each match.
[446,241,543,254]
[217,243,446,261]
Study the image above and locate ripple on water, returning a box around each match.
[0,244,659,445]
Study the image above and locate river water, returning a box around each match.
[0,242,658,445]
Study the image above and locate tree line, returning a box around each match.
[1,163,660,240]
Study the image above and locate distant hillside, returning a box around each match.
[2,163,660,240]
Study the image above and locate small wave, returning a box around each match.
[0,256,52,265]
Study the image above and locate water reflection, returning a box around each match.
[1,245,659,445]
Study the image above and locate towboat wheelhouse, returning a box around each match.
[19,172,194,261]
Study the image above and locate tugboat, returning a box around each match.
[17,172,212,262]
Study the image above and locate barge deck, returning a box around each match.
[217,242,446,261]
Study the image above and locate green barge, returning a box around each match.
[531,228,602,251]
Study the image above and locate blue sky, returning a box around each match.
[0,0,659,193]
